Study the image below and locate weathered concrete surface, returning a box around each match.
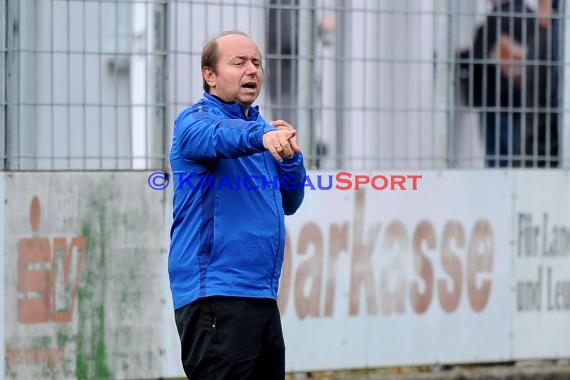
[287,361,570,379]
[4,172,172,380]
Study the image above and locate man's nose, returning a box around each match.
[245,61,258,74]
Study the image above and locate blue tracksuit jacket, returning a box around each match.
[169,92,306,310]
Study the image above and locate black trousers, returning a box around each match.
[175,296,285,380]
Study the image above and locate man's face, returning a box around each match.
[204,34,263,108]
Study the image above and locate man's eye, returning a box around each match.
[234,61,244,66]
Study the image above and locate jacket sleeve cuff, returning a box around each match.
[279,151,304,168]
[251,124,278,150]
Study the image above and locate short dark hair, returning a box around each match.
[201,31,250,93]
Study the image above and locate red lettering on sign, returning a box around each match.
[17,196,87,324]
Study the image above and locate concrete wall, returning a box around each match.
[2,173,178,379]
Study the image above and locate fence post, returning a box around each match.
[5,0,22,170]
[297,0,316,168]
[131,0,168,170]
[434,0,451,168]
[563,1,570,167]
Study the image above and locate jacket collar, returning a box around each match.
[203,92,260,121]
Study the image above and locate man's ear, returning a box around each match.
[203,67,216,89]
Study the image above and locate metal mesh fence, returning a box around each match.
[2,0,568,170]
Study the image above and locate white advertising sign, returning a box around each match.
[512,171,570,359]
[281,171,513,371]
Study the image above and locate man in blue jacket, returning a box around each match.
[169,31,306,379]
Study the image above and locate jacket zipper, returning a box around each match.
[262,153,282,295]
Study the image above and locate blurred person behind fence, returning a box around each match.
[524,0,560,167]
[168,31,306,379]
[471,0,537,167]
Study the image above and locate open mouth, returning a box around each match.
[242,82,257,90]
